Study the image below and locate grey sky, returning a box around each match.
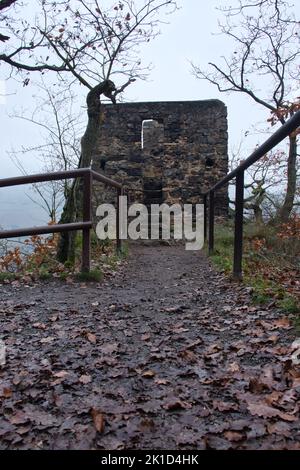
[0,0,298,228]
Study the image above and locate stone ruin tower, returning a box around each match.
[92,100,228,215]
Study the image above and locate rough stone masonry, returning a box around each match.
[92,100,228,215]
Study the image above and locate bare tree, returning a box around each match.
[192,0,300,222]
[230,139,290,223]
[0,0,17,42]
[9,83,83,222]
[0,0,177,261]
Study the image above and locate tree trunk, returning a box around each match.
[278,134,298,222]
[57,80,116,263]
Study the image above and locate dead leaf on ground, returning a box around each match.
[267,421,291,437]
[32,322,46,329]
[179,349,197,363]
[273,318,291,329]
[0,387,12,398]
[91,409,105,433]
[101,342,118,354]
[53,370,69,379]
[247,403,297,422]
[154,378,169,385]
[224,431,244,442]
[142,370,156,378]
[162,399,192,411]
[86,332,97,344]
[227,362,240,373]
[40,336,55,344]
[141,333,151,341]
[213,400,238,412]
[79,374,92,384]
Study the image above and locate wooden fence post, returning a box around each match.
[208,191,215,255]
[233,170,244,280]
[82,172,92,272]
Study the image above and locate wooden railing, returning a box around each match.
[204,109,300,280]
[0,168,123,273]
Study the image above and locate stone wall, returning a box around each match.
[92,100,228,215]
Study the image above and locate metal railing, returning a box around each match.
[0,168,123,273]
[204,109,300,280]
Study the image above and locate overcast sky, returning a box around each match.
[0,0,299,228]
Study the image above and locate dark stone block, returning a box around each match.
[129,152,143,163]
[126,167,143,177]
[169,188,182,198]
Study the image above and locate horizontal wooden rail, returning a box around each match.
[0,168,123,273]
[0,168,90,188]
[0,222,93,240]
[91,170,122,189]
[206,110,300,194]
[204,109,300,280]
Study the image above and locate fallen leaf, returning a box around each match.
[267,421,291,437]
[273,318,291,329]
[227,362,240,373]
[206,436,232,450]
[172,326,189,334]
[163,399,192,411]
[40,337,55,344]
[268,334,279,343]
[247,403,297,422]
[32,322,46,329]
[0,420,16,437]
[182,339,202,351]
[265,391,282,406]
[161,306,184,313]
[224,431,244,442]
[213,400,238,412]
[101,342,118,354]
[179,349,197,363]
[91,409,105,433]
[154,378,169,385]
[0,387,12,398]
[229,420,251,431]
[10,411,29,425]
[141,333,151,341]
[53,370,69,379]
[142,370,155,378]
[86,333,97,344]
[222,306,232,313]
[79,374,92,384]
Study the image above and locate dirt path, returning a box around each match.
[0,245,299,450]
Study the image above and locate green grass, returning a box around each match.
[59,272,69,281]
[252,292,273,306]
[294,315,300,335]
[207,222,299,318]
[278,296,300,314]
[39,269,52,280]
[76,269,103,283]
[64,260,74,269]
[118,241,129,258]
[0,272,16,282]
[205,222,235,273]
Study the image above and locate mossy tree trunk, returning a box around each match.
[57,80,116,263]
[278,134,298,222]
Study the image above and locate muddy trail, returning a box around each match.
[0,244,299,450]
